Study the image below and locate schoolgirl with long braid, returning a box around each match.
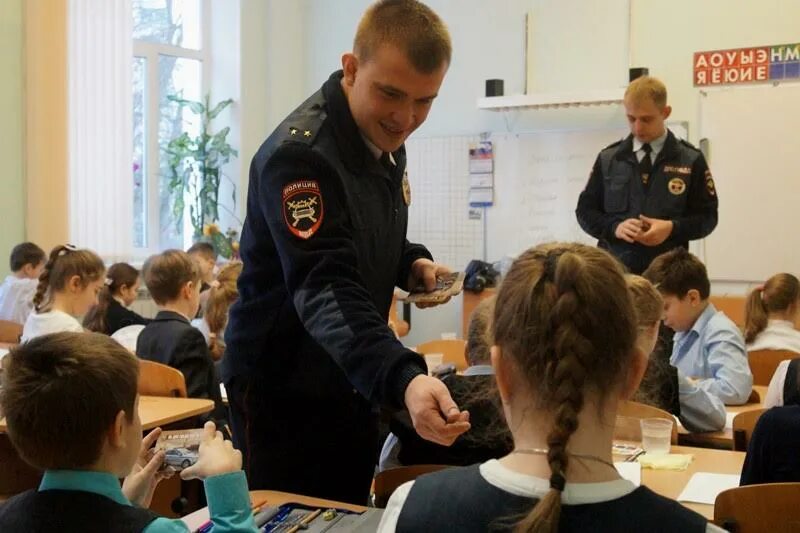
[21,245,105,342]
[379,243,723,533]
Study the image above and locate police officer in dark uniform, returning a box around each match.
[576,76,718,274]
[221,0,470,505]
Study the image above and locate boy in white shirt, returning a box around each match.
[0,242,46,325]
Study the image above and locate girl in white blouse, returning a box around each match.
[745,273,800,353]
[21,245,105,342]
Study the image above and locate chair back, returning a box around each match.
[709,295,746,328]
[748,349,799,386]
[416,339,468,372]
[714,482,800,532]
[0,320,22,344]
[138,360,187,398]
[373,464,449,508]
[732,408,766,451]
[388,294,409,338]
[616,400,678,444]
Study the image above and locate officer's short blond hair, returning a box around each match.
[625,76,668,109]
[354,0,451,74]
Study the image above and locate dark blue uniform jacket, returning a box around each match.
[222,71,428,408]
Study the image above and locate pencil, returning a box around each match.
[286,509,321,533]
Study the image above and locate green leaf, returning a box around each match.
[211,231,233,259]
[207,98,234,120]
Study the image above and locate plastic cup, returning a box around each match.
[640,418,673,455]
[424,353,444,374]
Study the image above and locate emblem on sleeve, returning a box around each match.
[282,180,324,239]
[402,172,412,206]
[706,175,716,197]
[668,177,686,195]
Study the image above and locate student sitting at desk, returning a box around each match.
[0,242,46,326]
[740,405,800,486]
[84,262,151,335]
[379,297,512,470]
[379,243,723,532]
[0,332,257,532]
[643,248,752,405]
[627,275,725,432]
[744,273,800,353]
[137,250,225,422]
[21,244,106,343]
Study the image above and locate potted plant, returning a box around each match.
[164,94,240,258]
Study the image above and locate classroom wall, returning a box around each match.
[0,0,26,277]
[25,0,70,252]
[295,0,800,340]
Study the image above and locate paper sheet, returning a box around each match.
[677,472,740,505]
[614,462,641,486]
[725,412,736,429]
[220,383,228,401]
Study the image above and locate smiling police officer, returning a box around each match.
[221,0,470,505]
[576,76,719,274]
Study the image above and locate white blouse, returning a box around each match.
[21,309,83,342]
[746,320,800,353]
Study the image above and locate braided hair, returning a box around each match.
[491,243,637,533]
[33,245,105,313]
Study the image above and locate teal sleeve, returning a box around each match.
[143,471,257,533]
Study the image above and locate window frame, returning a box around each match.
[132,0,211,256]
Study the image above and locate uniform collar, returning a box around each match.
[40,470,131,506]
[632,129,668,155]
[614,129,679,162]
[322,70,404,175]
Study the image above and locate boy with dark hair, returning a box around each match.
[643,248,752,409]
[138,250,225,421]
[0,332,256,532]
[0,242,46,324]
[186,242,217,290]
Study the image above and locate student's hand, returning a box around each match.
[404,375,471,446]
[636,216,674,246]
[614,218,644,243]
[122,427,175,508]
[408,259,452,309]
[180,421,242,481]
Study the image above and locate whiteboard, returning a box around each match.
[700,84,800,282]
[406,124,690,267]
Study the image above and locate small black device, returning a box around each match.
[629,67,649,82]
[485,79,504,97]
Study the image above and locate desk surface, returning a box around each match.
[678,385,767,449]
[0,396,214,433]
[181,490,368,531]
[639,444,745,519]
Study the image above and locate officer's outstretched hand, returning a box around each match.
[636,216,674,246]
[408,258,452,309]
[405,374,471,446]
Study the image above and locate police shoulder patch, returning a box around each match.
[282,180,324,239]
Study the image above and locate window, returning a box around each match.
[132,0,207,251]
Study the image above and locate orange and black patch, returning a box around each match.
[282,180,324,239]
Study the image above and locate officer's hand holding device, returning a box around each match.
[404,374,471,446]
[407,258,454,309]
[636,215,674,246]
[614,218,644,243]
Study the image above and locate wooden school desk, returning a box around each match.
[639,445,745,519]
[181,490,368,531]
[678,385,767,449]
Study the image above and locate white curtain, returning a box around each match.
[67,0,133,261]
